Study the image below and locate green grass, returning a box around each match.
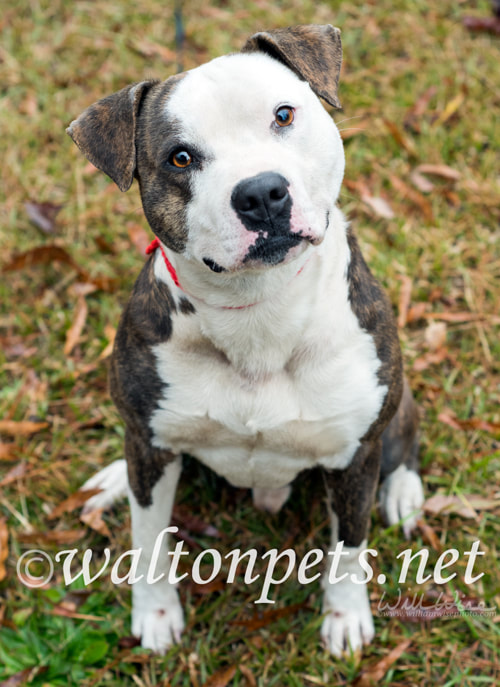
[1,0,499,685]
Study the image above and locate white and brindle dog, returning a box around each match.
[68,24,424,656]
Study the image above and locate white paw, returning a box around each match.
[252,485,291,513]
[132,593,185,654]
[80,459,128,513]
[379,465,424,538]
[321,581,374,657]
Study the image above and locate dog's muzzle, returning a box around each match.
[231,172,302,265]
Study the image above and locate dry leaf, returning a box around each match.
[438,409,500,433]
[238,665,257,687]
[172,505,221,538]
[129,39,176,63]
[0,461,28,486]
[416,164,461,181]
[2,245,116,292]
[51,605,104,621]
[417,518,441,551]
[25,201,62,234]
[404,86,437,132]
[384,119,417,157]
[80,507,111,537]
[0,419,49,436]
[425,321,447,351]
[0,518,8,582]
[18,529,87,545]
[353,639,412,686]
[64,295,88,355]
[410,170,435,193]
[389,175,434,222]
[423,493,500,519]
[463,15,500,35]
[406,302,428,323]
[188,578,225,596]
[361,194,395,219]
[397,275,412,329]
[0,443,16,461]
[48,488,103,520]
[433,93,465,127]
[413,348,448,372]
[202,665,237,687]
[0,668,34,687]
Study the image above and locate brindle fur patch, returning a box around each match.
[109,255,177,506]
[242,25,342,109]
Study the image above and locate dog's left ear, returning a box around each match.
[242,24,342,109]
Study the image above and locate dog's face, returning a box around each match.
[136,53,345,273]
[68,25,344,274]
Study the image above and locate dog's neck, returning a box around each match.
[155,207,350,379]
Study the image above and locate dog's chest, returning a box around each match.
[149,297,387,489]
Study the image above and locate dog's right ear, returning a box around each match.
[67,80,159,192]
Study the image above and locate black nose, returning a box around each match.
[231,172,291,227]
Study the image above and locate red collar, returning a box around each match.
[146,238,258,310]
[146,237,309,310]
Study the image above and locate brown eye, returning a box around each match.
[275,106,294,127]
[171,150,192,168]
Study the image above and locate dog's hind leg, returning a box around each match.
[378,378,424,538]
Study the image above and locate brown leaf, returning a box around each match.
[2,245,116,292]
[416,518,441,551]
[0,461,28,486]
[0,419,49,436]
[64,295,88,355]
[202,665,237,687]
[48,488,102,520]
[413,348,448,372]
[0,443,16,461]
[0,668,33,687]
[406,302,428,323]
[423,493,500,519]
[389,175,434,222]
[50,605,104,621]
[361,194,395,220]
[188,578,226,596]
[18,529,86,545]
[384,119,417,157]
[127,222,151,256]
[0,518,8,582]
[25,201,62,234]
[438,409,500,433]
[129,39,176,63]
[410,170,435,193]
[425,311,500,324]
[230,601,306,631]
[463,15,500,35]
[397,275,412,329]
[416,164,461,181]
[353,639,412,686]
[80,507,111,537]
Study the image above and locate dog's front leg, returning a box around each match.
[125,431,184,654]
[321,441,381,657]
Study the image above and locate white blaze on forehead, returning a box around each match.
[165,53,315,142]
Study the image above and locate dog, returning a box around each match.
[67,24,424,657]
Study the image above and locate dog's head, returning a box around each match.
[68,25,344,273]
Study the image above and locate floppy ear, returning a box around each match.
[242,24,342,109]
[67,80,159,192]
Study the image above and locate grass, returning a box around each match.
[1,0,499,685]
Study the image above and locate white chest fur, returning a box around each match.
[149,220,386,489]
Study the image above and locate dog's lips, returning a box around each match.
[203,257,226,273]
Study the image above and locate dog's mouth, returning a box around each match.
[203,257,226,273]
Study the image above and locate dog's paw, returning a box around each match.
[321,583,374,657]
[379,464,424,539]
[132,599,185,654]
[80,459,128,513]
[252,485,291,513]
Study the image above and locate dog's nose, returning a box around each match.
[231,172,291,225]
